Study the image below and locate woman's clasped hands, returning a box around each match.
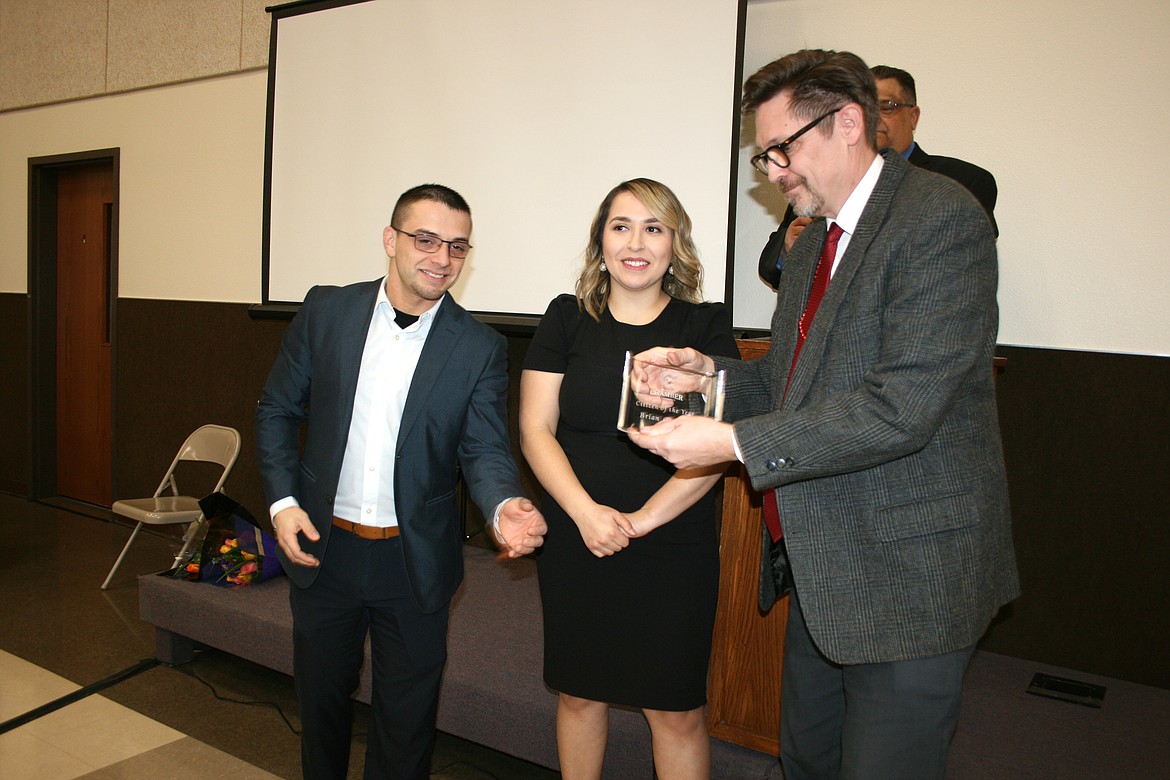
[573,503,638,558]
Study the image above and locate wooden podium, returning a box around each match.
[706,338,786,755]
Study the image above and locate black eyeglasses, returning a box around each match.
[392,227,472,259]
[878,99,915,114]
[750,107,843,174]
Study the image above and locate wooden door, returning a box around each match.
[55,163,114,506]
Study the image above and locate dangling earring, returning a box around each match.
[600,261,608,272]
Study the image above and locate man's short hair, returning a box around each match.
[741,49,879,150]
[870,65,917,105]
[391,184,471,227]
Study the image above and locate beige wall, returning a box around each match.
[0,0,270,301]
[0,0,271,110]
[0,71,266,301]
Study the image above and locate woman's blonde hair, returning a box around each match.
[575,178,704,322]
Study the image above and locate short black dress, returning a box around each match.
[524,294,738,711]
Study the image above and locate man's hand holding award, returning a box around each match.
[618,348,724,430]
[622,347,737,471]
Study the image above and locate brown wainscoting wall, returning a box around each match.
[978,345,1170,688]
[0,293,30,494]
[111,298,289,518]
[1,296,1167,690]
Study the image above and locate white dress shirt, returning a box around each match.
[825,153,884,276]
[269,278,441,527]
[333,280,440,527]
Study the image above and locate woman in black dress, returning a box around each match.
[520,179,737,779]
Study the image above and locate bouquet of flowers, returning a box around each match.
[205,533,264,586]
[172,492,282,587]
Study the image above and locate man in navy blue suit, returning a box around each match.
[256,184,546,780]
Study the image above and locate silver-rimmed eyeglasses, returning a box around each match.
[750,107,843,174]
[392,227,472,259]
[878,99,916,114]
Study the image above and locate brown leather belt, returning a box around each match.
[331,516,400,540]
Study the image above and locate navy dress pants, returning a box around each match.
[289,529,449,780]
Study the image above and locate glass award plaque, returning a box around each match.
[617,351,726,431]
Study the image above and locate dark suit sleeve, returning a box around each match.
[757,205,797,289]
[962,166,997,236]
[912,146,999,237]
[456,331,524,517]
[931,158,997,236]
[255,288,317,509]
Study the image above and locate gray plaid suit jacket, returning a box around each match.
[719,150,1019,665]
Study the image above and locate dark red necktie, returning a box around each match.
[763,222,844,542]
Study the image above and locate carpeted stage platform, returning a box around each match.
[140,544,1170,778]
[139,545,779,778]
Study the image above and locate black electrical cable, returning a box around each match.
[428,759,505,779]
[178,660,305,736]
[1,651,511,778]
[182,657,507,778]
[0,657,160,735]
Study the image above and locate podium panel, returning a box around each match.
[706,339,786,755]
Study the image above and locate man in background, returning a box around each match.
[757,63,998,289]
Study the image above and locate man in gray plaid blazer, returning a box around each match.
[629,49,1019,778]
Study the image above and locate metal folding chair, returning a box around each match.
[100,424,241,589]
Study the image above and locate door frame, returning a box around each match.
[27,148,120,501]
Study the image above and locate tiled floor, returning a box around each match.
[0,493,557,779]
[0,649,281,779]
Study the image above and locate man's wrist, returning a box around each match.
[270,496,299,521]
[730,425,745,463]
[490,497,520,534]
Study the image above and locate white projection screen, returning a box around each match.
[263,0,746,322]
[732,0,1170,354]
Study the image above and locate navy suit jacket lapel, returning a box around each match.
[397,296,465,452]
[333,281,379,456]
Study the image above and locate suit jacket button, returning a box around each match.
[766,459,780,471]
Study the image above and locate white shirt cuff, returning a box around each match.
[269,496,300,520]
[730,426,745,463]
[490,497,518,535]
